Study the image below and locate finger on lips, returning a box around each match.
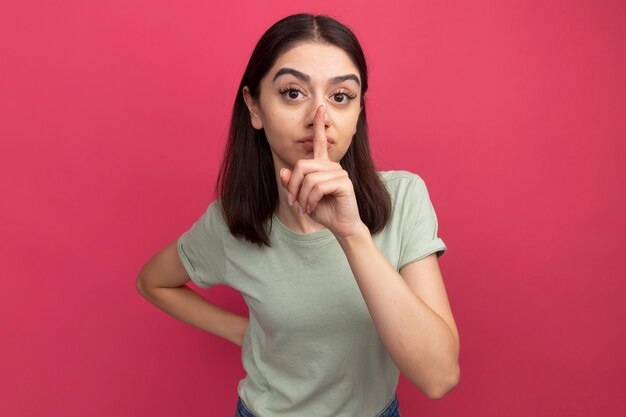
[280,104,338,214]
[313,104,329,160]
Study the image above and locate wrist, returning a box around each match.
[335,221,372,250]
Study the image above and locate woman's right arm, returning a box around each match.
[135,240,248,346]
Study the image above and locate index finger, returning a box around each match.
[313,103,329,160]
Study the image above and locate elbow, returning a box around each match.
[135,272,150,297]
[425,364,460,400]
[135,274,146,296]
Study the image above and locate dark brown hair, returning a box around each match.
[216,13,391,246]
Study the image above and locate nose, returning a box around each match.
[306,98,331,129]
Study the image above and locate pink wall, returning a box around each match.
[1,1,624,416]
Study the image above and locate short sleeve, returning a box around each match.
[177,202,226,288]
[398,176,447,269]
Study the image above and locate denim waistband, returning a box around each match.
[235,393,401,417]
[375,393,400,417]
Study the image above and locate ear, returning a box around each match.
[242,86,263,130]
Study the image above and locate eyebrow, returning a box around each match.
[272,67,361,87]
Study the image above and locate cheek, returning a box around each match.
[263,110,299,143]
[336,111,360,137]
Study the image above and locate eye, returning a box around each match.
[279,86,305,101]
[331,90,357,104]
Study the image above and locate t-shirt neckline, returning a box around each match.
[271,213,335,242]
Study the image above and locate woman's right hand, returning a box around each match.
[136,240,249,347]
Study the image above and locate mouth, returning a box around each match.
[297,135,336,144]
[298,141,332,152]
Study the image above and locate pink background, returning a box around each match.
[1,1,625,416]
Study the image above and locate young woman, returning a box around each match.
[137,13,460,417]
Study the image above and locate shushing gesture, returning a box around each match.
[279,103,365,240]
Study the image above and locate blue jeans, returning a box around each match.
[235,393,401,417]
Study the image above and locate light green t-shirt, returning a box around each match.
[177,170,447,416]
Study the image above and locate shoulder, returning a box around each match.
[206,198,224,218]
[193,198,229,234]
[377,170,427,196]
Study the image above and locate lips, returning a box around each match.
[297,135,334,152]
[298,135,336,144]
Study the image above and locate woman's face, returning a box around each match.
[243,42,363,170]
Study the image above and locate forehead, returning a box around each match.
[268,42,360,82]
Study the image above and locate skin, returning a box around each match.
[244,42,460,398]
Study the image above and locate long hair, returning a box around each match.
[216,13,391,246]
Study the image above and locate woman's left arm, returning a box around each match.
[336,226,460,400]
[282,104,459,399]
